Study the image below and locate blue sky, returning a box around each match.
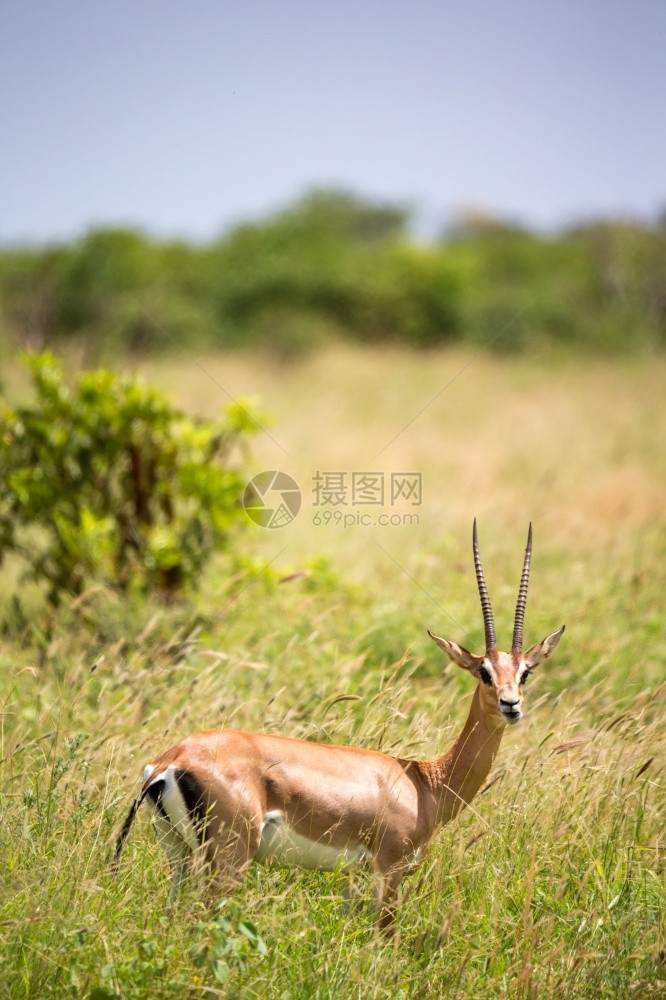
[2,0,665,244]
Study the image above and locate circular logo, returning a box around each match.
[242,471,301,528]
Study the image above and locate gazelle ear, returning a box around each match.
[427,630,483,671]
[523,625,565,668]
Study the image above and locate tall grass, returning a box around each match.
[1,346,664,998]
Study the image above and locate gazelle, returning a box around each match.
[113,521,564,928]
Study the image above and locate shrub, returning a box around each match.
[0,354,261,603]
[92,900,267,995]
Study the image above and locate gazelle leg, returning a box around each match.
[153,817,192,914]
[341,860,373,915]
[375,866,404,933]
[203,819,261,906]
[341,876,352,914]
[167,854,189,912]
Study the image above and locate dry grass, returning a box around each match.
[138,344,666,541]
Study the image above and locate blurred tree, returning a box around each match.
[570,220,666,345]
[0,190,664,357]
[273,188,409,243]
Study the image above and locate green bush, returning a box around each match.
[0,354,261,603]
[92,900,267,995]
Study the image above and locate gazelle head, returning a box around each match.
[429,520,564,726]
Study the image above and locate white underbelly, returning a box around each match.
[254,811,372,871]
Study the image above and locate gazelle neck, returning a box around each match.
[424,685,505,827]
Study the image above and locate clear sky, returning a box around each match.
[2,0,665,244]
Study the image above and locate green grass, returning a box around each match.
[1,345,665,998]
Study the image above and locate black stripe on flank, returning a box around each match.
[145,780,170,822]
[174,769,208,843]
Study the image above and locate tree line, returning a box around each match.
[1,189,665,359]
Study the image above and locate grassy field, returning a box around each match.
[1,344,665,998]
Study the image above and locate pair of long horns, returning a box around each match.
[473,519,532,655]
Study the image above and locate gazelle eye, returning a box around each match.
[478,667,492,686]
[519,670,531,685]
